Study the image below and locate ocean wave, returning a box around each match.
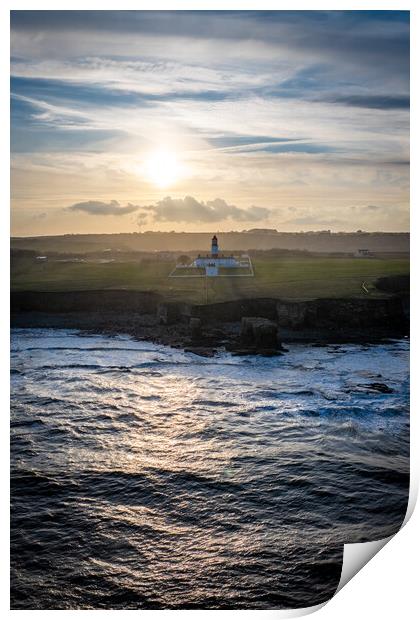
[10,328,409,610]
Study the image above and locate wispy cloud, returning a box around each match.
[65,196,270,224]
[138,196,270,224]
[319,94,410,110]
[67,200,141,216]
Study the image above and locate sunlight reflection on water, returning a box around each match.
[11,329,409,609]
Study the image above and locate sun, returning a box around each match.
[145,149,182,188]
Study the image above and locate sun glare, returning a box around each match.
[145,149,182,188]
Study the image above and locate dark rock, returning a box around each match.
[276,297,408,332]
[231,348,257,356]
[11,291,409,348]
[347,382,394,394]
[157,302,187,325]
[189,317,202,341]
[207,328,226,338]
[375,275,409,294]
[11,290,161,314]
[184,347,215,358]
[241,317,279,349]
[363,382,394,394]
[277,302,307,328]
[257,349,283,357]
[191,298,278,322]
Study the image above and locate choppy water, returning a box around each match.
[11,329,409,609]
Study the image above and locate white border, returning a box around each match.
[2,2,417,618]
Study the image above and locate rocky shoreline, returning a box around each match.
[11,290,409,357]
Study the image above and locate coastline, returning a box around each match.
[11,290,409,355]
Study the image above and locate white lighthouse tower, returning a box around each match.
[192,235,238,275]
[211,235,219,257]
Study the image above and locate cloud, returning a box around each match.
[65,196,270,223]
[320,94,409,110]
[9,11,409,235]
[137,196,270,224]
[351,204,395,213]
[209,134,295,149]
[67,200,140,216]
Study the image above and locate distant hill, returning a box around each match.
[10,231,409,255]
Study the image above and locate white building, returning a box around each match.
[169,235,254,278]
[193,235,241,276]
[355,248,372,257]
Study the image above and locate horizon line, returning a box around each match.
[11,230,411,239]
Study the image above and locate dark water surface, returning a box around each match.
[10,329,409,609]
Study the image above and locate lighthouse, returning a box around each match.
[172,234,253,279]
[211,235,219,257]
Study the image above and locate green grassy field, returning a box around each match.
[11,255,409,303]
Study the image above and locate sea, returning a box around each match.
[10,328,410,609]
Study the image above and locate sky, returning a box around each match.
[10,10,410,236]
